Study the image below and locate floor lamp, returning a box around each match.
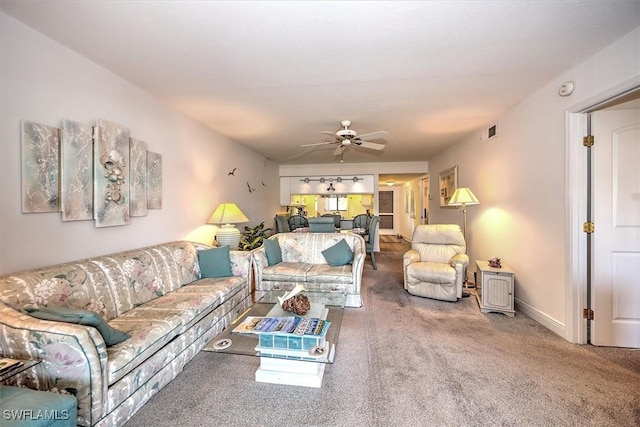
[448,188,480,296]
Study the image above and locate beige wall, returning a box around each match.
[0,12,280,274]
[428,26,640,339]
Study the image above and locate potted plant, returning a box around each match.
[238,222,273,251]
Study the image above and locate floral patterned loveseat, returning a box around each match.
[253,232,366,307]
[0,241,252,426]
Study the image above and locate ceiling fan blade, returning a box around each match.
[300,141,337,147]
[333,145,345,156]
[356,130,388,140]
[321,131,341,141]
[356,140,386,150]
[268,145,321,162]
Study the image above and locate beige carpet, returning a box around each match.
[125,237,640,426]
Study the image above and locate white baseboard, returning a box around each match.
[515,298,566,339]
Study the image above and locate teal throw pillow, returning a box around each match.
[199,246,233,278]
[264,239,282,266]
[26,307,130,346]
[321,239,354,267]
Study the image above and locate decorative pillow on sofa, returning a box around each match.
[321,239,354,267]
[26,307,130,346]
[198,246,233,278]
[264,239,282,266]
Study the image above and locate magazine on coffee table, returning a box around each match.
[233,316,330,337]
[0,358,23,374]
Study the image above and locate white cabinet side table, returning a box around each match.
[475,260,515,317]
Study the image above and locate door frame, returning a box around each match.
[566,77,640,344]
[378,188,395,236]
[420,175,429,224]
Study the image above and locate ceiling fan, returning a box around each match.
[301,120,388,160]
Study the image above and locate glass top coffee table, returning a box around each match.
[203,289,346,388]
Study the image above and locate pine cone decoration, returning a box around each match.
[281,293,311,315]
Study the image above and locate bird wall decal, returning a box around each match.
[247,182,256,193]
[228,168,236,176]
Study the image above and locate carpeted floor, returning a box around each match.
[125,236,640,427]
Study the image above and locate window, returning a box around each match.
[324,195,348,211]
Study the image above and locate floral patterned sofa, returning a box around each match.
[0,241,252,426]
[252,232,365,307]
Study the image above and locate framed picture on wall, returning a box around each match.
[439,166,458,208]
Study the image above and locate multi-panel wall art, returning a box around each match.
[94,119,131,227]
[147,151,162,209]
[61,119,93,221]
[129,138,148,217]
[20,118,163,227]
[21,121,60,213]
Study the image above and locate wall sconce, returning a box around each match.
[319,177,325,183]
[352,177,359,182]
[336,177,343,183]
[303,178,310,183]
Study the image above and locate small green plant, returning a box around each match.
[238,222,273,251]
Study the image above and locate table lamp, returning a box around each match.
[207,202,249,249]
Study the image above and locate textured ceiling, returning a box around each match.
[2,1,639,164]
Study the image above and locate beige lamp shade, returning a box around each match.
[448,188,479,240]
[448,188,480,207]
[207,202,249,249]
[207,202,249,225]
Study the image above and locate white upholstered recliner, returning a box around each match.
[403,224,469,302]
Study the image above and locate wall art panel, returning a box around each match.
[61,119,93,221]
[21,120,60,213]
[129,138,148,217]
[147,151,162,209]
[94,119,130,227]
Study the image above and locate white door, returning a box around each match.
[591,108,640,348]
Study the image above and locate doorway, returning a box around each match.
[420,175,429,224]
[378,190,394,234]
[568,87,640,347]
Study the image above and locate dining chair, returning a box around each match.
[287,214,309,231]
[365,216,379,270]
[308,217,336,232]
